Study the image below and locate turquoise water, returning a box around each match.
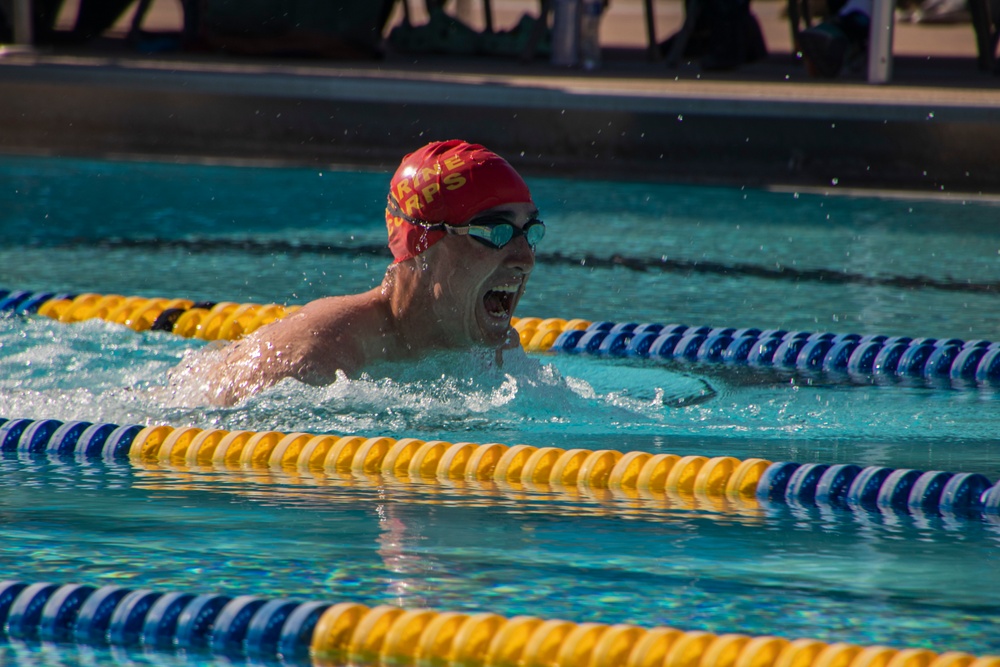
[1,155,1000,665]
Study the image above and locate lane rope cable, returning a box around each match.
[47,236,1000,295]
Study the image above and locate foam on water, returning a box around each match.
[154,330,716,437]
[0,315,713,438]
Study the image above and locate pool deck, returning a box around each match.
[1,0,999,194]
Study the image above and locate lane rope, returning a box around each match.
[1,579,998,667]
[3,288,999,388]
[2,417,998,520]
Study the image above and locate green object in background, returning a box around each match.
[389,7,551,57]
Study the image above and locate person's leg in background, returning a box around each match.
[702,0,769,69]
[797,0,871,76]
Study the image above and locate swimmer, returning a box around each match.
[194,140,543,405]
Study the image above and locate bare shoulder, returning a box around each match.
[200,289,392,404]
[258,290,390,380]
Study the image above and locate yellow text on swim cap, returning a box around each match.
[393,158,468,218]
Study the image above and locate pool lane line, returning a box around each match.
[47,236,1000,295]
[5,288,1000,388]
[17,290,300,340]
[513,319,1000,388]
[0,579,322,662]
[1,579,998,667]
[2,417,999,520]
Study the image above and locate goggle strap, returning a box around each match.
[386,193,445,229]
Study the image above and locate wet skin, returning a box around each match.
[198,202,538,405]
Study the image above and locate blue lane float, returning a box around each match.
[0,289,75,316]
[0,580,327,662]
[1,416,999,521]
[757,462,998,516]
[39,582,95,642]
[551,321,1000,387]
[142,591,195,648]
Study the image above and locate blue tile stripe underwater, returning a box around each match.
[3,286,1000,664]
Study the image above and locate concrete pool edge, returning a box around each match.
[2,55,1000,194]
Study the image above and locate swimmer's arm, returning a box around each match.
[205,294,380,405]
[278,302,371,385]
[200,324,351,406]
[202,334,303,405]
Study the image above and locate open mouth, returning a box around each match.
[483,284,518,319]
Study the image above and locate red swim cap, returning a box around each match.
[385,140,533,263]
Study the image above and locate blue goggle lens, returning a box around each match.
[468,220,545,249]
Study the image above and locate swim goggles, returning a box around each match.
[387,194,545,250]
[442,217,545,250]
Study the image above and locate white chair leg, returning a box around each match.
[867,0,895,83]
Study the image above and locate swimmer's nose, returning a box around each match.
[503,234,535,273]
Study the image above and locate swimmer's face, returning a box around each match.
[420,202,538,349]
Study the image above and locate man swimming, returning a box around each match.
[197,140,543,405]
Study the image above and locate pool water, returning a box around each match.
[1,155,999,665]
